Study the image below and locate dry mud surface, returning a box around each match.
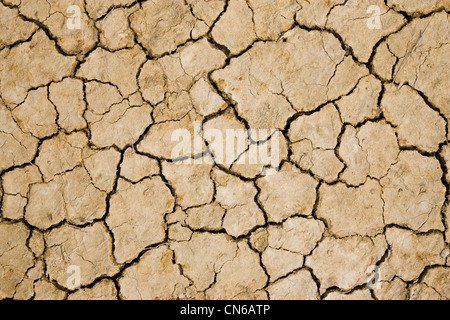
[0,0,449,300]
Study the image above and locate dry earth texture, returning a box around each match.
[0,0,449,300]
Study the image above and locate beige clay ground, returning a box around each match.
[0,0,449,300]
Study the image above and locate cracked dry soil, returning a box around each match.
[0,0,449,300]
